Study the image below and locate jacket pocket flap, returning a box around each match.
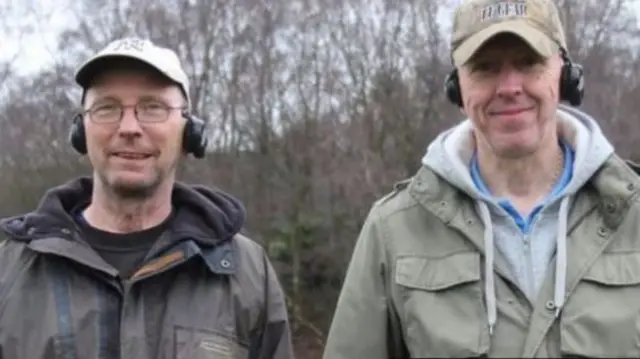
[583,252,640,286]
[395,252,481,291]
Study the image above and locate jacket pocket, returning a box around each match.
[561,252,640,358]
[394,251,489,358]
[174,326,249,359]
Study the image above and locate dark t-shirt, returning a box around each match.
[74,207,172,278]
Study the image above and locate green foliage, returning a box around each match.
[267,214,324,261]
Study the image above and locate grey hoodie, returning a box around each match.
[421,104,614,334]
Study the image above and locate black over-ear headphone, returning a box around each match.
[68,111,208,159]
[444,49,585,108]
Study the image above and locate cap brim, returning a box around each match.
[452,20,558,67]
[74,54,177,89]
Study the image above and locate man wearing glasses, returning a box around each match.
[0,37,294,359]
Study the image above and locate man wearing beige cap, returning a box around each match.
[0,37,294,358]
[323,0,640,357]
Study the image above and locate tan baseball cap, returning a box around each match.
[450,0,567,67]
[74,37,191,108]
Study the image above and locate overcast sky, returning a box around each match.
[1,0,74,75]
[6,0,451,77]
[2,0,640,77]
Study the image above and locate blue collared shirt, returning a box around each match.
[470,140,575,234]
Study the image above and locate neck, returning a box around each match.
[83,179,174,233]
[477,136,564,209]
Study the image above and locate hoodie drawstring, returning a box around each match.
[554,197,570,317]
[478,196,570,335]
[478,202,496,335]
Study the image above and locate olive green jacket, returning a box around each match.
[323,155,640,358]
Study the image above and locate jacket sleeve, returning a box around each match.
[322,207,406,359]
[251,252,295,359]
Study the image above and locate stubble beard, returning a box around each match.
[100,170,163,201]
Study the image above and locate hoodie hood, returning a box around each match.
[0,176,246,246]
[421,104,614,335]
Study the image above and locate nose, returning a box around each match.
[495,65,525,98]
[116,107,143,137]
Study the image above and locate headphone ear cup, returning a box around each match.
[69,114,87,155]
[445,70,463,107]
[559,62,585,107]
[181,112,208,159]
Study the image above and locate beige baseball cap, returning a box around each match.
[450,0,568,67]
[74,37,191,108]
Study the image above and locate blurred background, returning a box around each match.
[1,0,639,357]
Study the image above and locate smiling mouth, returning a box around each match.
[112,152,152,160]
[490,107,533,116]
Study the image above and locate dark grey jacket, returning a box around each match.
[0,177,294,359]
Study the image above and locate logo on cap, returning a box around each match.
[107,37,149,53]
[480,1,527,22]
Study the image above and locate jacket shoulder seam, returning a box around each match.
[373,188,420,220]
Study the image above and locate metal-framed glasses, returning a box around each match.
[84,101,186,124]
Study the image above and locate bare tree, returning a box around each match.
[1,0,640,357]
